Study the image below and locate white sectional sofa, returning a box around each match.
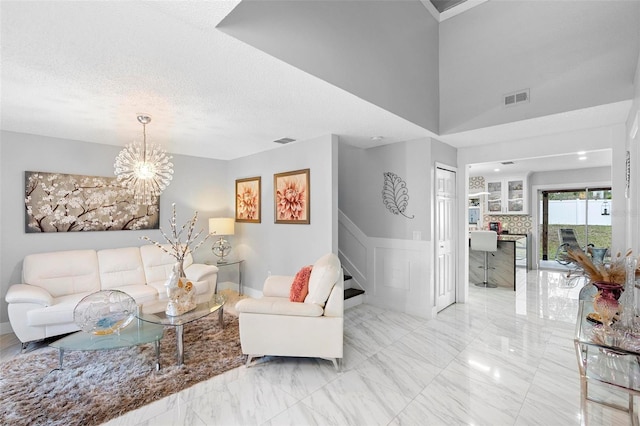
[5,244,219,345]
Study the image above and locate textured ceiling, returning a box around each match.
[0,0,636,173]
[0,1,431,160]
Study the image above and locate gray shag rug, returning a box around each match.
[0,312,244,426]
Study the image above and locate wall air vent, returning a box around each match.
[501,161,514,165]
[503,89,530,107]
[273,137,296,144]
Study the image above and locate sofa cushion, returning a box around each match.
[27,292,92,326]
[304,253,340,307]
[236,297,324,317]
[23,250,101,298]
[107,285,157,304]
[97,247,146,290]
[290,266,312,302]
[185,263,219,281]
[5,284,53,306]
[140,244,194,284]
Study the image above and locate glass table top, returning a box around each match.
[137,294,225,327]
[50,319,164,352]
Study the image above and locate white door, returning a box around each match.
[435,166,456,311]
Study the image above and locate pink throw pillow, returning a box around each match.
[290,265,313,302]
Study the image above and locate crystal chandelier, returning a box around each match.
[114,115,173,205]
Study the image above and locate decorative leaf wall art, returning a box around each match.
[382,172,414,219]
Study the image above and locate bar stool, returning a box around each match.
[471,230,498,288]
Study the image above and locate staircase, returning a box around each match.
[343,272,365,309]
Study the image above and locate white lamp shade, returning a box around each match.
[209,218,235,236]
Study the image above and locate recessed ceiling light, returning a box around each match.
[578,156,587,160]
[577,151,586,155]
[371,136,384,141]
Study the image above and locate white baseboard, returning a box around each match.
[1,321,14,335]
[217,281,262,298]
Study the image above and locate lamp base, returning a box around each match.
[212,238,231,264]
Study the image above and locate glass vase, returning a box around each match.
[592,281,623,329]
[619,257,638,329]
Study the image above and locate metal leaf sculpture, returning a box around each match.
[382,172,414,219]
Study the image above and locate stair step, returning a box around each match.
[344,288,364,300]
[344,274,353,281]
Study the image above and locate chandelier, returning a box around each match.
[114,115,173,205]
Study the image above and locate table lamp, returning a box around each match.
[209,218,235,264]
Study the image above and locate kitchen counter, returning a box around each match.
[469,234,528,290]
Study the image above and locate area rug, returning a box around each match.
[0,312,244,426]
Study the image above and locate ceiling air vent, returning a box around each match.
[503,89,530,107]
[273,137,296,144]
[501,161,514,165]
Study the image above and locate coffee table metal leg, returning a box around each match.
[155,340,161,371]
[176,325,184,365]
[219,307,224,329]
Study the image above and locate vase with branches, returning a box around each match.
[141,203,210,315]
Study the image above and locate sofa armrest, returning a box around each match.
[185,263,219,281]
[5,284,54,306]
[263,275,293,297]
[235,297,323,317]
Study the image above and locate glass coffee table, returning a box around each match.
[50,319,165,370]
[136,295,225,366]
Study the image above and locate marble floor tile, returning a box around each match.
[17,266,629,426]
[354,343,442,398]
[188,372,299,426]
[299,370,412,426]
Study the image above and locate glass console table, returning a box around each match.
[211,259,244,295]
[574,300,640,425]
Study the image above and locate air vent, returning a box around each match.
[501,161,514,165]
[503,89,530,107]
[273,137,296,144]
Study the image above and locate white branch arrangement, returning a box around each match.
[141,203,210,266]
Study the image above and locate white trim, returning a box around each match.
[434,162,458,314]
[419,0,488,23]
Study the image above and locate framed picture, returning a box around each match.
[274,168,310,224]
[235,176,261,223]
[24,171,159,232]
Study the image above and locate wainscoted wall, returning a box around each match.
[338,210,432,318]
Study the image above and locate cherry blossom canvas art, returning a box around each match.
[24,171,159,232]
[274,169,310,224]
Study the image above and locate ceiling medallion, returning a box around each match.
[114,115,173,205]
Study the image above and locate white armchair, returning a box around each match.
[235,253,344,370]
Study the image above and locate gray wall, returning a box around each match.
[529,166,612,188]
[0,131,229,324]
[339,138,435,241]
[440,1,640,134]
[626,50,640,253]
[228,134,337,293]
[218,0,440,133]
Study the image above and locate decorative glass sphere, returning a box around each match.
[73,290,137,335]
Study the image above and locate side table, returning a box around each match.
[574,300,640,424]
[214,259,244,295]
